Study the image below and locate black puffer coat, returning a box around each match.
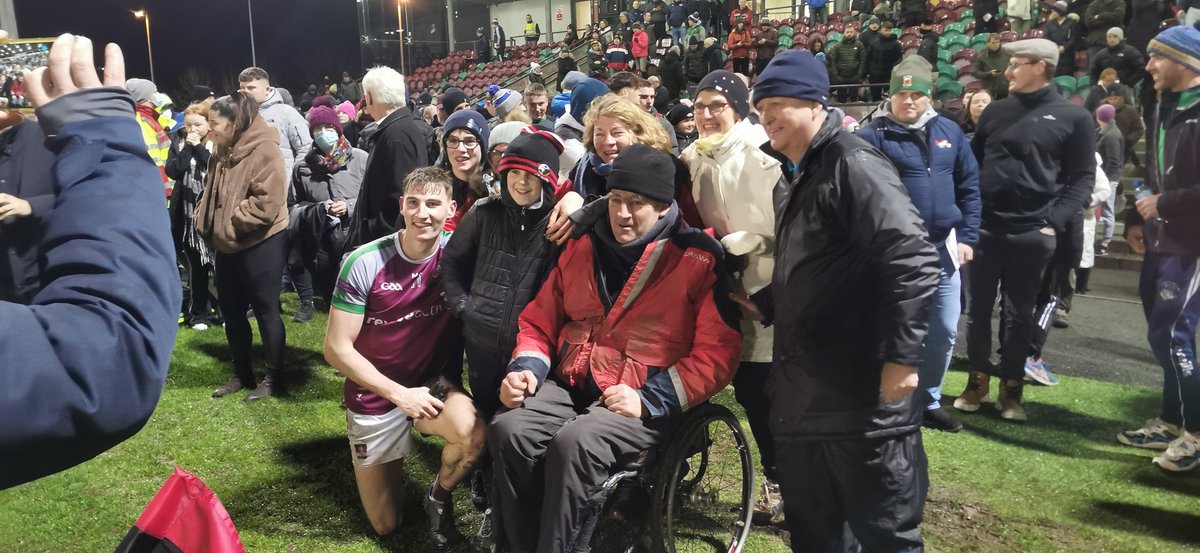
[753,113,940,439]
[659,50,687,99]
[442,180,562,415]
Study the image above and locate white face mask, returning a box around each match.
[314,129,339,153]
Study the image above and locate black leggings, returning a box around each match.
[215,230,288,384]
[182,247,216,323]
[732,57,750,76]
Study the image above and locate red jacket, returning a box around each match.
[727,29,752,58]
[509,219,742,418]
[632,29,650,58]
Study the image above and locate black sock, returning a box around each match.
[429,478,451,503]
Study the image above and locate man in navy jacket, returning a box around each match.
[0,34,181,489]
[859,55,982,433]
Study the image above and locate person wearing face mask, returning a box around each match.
[438,110,491,232]
[164,98,219,330]
[287,105,368,321]
[195,92,290,402]
[858,55,982,434]
[679,69,786,524]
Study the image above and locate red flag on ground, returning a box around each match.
[114,467,245,553]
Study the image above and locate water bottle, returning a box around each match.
[1133,179,1152,202]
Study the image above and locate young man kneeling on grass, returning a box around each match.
[324,167,486,547]
[488,145,743,553]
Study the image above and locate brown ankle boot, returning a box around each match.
[212,376,253,398]
[243,376,275,402]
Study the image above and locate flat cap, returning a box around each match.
[1002,38,1059,67]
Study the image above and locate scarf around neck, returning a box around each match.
[315,136,353,173]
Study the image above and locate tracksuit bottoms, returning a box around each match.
[1141,252,1200,432]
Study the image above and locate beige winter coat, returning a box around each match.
[195,116,288,254]
[681,118,780,363]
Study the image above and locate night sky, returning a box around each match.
[14,0,363,102]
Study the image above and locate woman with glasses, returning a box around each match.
[679,70,785,524]
[438,110,491,232]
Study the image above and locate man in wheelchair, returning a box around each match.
[487,144,743,553]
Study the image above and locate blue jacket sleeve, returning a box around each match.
[0,88,181,489]
[951,125,982,245]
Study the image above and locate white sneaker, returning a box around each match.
[190,323,209,331]
[1153,433,1200,472]
[1117,418,1181,450]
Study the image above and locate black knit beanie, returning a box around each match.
[697,70,750,119]
[607,144,675,205]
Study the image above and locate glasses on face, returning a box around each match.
[446,137,480,150]
[488,146,506,160]
[693,101,729,115]
[1007,61,1037,70]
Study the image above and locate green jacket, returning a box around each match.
[973,47,1011,99]
[827,37,866,80]
[1084,0,1124,47]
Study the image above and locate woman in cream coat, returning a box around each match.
[679,69,784,523]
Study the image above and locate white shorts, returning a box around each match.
[346,408,414,467]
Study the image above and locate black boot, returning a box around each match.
[293,300,315,323]
[1075,267,1091,294]
[424,488,455,549]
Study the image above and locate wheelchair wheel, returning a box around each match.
[648,403,754,553]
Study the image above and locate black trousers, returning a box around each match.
[966,228,1057,381]
[489,379,665,553]
[183,247,217,324]
[775,432,928,553]
[733,361,777,480]
[214,230,288,385]
[832,76,862,103]
[754,56,773,76]
[732,57,750,75]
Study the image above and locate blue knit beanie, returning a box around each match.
[442,110,490,152]
[751,50,830,108]
[1147,22,1200,76]
[569,78,612,122]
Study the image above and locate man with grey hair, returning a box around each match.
[237,67,312,177]
[344,66,432,251]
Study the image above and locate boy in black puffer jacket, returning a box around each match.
[443,129,571,418]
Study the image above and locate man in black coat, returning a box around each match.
[0,117,55,304]
[740,50,940,553]
[864,22,903,101]
[959,39,1095,422]
[1089,27,1147,89]
[975,0,1000,33]
[1043,2,1083,76]
[345,67,432,252]
[917,19,940,66]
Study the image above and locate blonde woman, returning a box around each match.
[568,93,701,224]
[164,98,218,331]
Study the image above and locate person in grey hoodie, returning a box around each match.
[237,66,313,177]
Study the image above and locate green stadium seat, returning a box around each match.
[937,81,964,101]
[1054,75,1077,95]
